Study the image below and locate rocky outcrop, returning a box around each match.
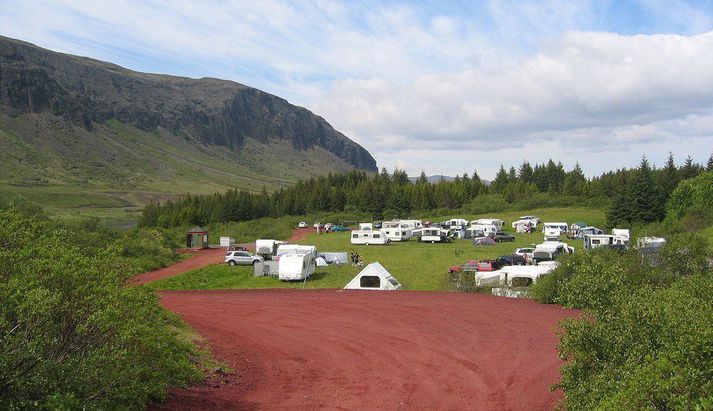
[0,36,377,171]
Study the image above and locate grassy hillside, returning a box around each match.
[150,207,605,291]
[0,115,360,226]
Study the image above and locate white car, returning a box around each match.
[298,221,308,228]
[514,247,535,262]
[225,251,263,266]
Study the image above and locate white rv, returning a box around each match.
[471,218,505,230]
[420,227,450,243]
[399,219,423,230]
[542,222,568,234]
[444,218,469,230]
[351,230,390,245]
[276,244,317,258]
[469,224,497,237]
[490,265,556,297]
[583,230,630,250]
[543,227,561,241]
[255,239,287,259]
[343,262,402,290]
[382,221,412,242]
[278,246,317,281]
[533,241,574,264]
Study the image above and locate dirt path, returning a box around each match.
[156,289,577,410]
[288,227,313,243]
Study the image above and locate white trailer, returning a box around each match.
[278,246,317,281]
[470,218,505,230]
[543,227,561,241]
[350,230,390,245]
[533,241,574,264]
[276,244,317,258]
[382,221,412,242]
[542,222,568,234]
[470,224,497,237]
[444,218,469,230]
[420,227,450,243]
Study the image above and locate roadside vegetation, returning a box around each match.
[0,202,205,408]
[531,171,713,409]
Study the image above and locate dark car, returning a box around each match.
[495,254,527,267]
[374,222,383,229]
[493,231,515,242]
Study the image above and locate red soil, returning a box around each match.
[128,249,226,286]
[288,227,314,243]
[156,289,577,410]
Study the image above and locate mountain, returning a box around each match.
[0,36,376,223]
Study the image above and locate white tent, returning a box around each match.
[343,262,402,290]
[315,257,328,267]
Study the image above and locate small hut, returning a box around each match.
[186,226,209,249]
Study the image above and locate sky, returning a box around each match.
[2,0,713,179]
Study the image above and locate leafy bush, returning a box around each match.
[666,171,713,220]
[532,234,713,409]
[0,208,200,408]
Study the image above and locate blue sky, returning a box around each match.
[2,0,713,178]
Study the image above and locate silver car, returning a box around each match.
[225,251,263,266]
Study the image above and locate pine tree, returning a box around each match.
[707,153,713,171]
[563,163,587,196]
[491,165,509,193]
[658,152,679,197]
[632,157,664,223]
[680,155,699,180]
[518,161,534,183]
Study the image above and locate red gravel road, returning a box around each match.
[127,248,228,286]
[156,289,577,410]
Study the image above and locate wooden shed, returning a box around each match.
[186,226,209,249]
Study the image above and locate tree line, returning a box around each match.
[140,153,713,228]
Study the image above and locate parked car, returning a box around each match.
[225,251,263,266]
[298,221,308,228]
[329,225,351,232]
[514,247,535,261]
[227,245,248,252]
[495,254,527,267]
[374,222,383,229]
[448,260,496,273]
[493,231,515,242]
[324,223,333,231]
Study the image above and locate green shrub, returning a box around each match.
[666,171,713,220]
[0,208,200,408]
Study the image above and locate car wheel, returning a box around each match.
[252,260,258,265]
[229,260,236,266]
[366,243,370,246]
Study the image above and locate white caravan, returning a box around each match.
[519,215,542,224]
[445,218,469,230]
[542,222,568,234]
[278,251,317,281]
[583,232,630,250]
[382,221,413,242]
[276,244,317,258]
[469,224,497,238]
[351,230,389,245]
[543,227,561,241]
[573,226,604,239]
[471,218,505,230]
[399,219,423,230]
[637,236,666,249]
[358,222,374,231]
[512,218,539,231]
[420,227,450,243]
[255,239,287,259]
[344,262,402,290]
[533,241,573,264]
[490,265,556,298]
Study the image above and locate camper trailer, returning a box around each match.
[350,230,390,245]
[278,246,317,281]
[542,222,568,234]
[532,242,573,264]
[471,218,505,230]
[464,226,487,239]
[382,221,413,242]
[583,231,630,250]
[490,265,555,297]
[543,227,561,241]
[255,239,286,260]
[420,227,450,243]
[399,219,423,230]
[469,224,497,237]
[344,262,402,290]
[276,244,317,258]
[444,218,469,230]
[571,226,604,239]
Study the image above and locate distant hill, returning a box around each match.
[0,36,376,223]
[409,175,491,185]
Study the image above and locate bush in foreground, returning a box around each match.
[0,208,200,408]
[531,234,713,409]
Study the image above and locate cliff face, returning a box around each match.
[0,36,377,172]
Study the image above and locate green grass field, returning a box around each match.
[150,207,606,291]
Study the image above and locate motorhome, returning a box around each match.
[532,241,573,264]
[255,239,287,260]
[350,230,390,245]
[543,227,561,241]
[278,247,317,281]
[469,224,497,238]
[542,222,568,234]
[420,227,450,243]
[471,218,505,230]
[382,221,412,242]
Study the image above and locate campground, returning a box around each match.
[148,207,605,291]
